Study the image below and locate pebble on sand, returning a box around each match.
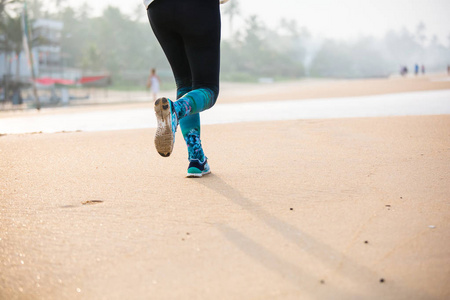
[380,278,385,283]
[428,225,436,229]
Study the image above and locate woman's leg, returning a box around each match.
[148,1,193,157]
[148,0,220,119]
[171,0,221,119]
[147,2,192,97]
[147,0,220,164]
[174,0,221,166]
[177,87,206,163]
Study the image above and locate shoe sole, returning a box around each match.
[186,169,211,178]
[154,97,173,157]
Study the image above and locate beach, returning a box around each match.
[1,75,450,299]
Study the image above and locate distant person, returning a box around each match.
[147,68,161,102]
[414,64,419,76]
[145,0,223,177]
[401,66,408,77]
[421,65,425,75]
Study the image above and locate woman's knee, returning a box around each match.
[176,78,192,99]
[207,86,219,108]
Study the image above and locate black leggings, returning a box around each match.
[147,0,221,98]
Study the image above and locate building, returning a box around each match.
[33,18,63,78]
[0,18,80,81]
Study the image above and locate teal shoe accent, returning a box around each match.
[186,159,211,178]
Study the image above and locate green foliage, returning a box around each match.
[0,0,22,16]
[0,13,22,54]
[1,0,449,84]
[1,0,23,49]
[56,4,169,85]
[82,43,102,72]
[221,15,306,80]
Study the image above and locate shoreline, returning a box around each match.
[1,88,450,135]
[1,73,450,117]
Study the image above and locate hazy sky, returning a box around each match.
[61,0,450,43]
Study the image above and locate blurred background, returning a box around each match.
[0,0,449,109]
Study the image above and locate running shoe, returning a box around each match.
[154,97,178,157]
[186,159,211,178]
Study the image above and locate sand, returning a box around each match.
[1,76,450,299]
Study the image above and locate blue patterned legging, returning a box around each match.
[147,0,221,162]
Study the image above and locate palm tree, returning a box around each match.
[1,14,23,79]
[1,3,44,109]
[1,0,23,78]
[1,12,49,76]
[0,15,20,80]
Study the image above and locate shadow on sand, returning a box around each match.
[195,174,436,299]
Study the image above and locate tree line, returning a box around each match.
[1,0,450,88]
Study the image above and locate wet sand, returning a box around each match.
[1,76,450,299]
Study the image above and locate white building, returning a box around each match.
[0,18,80,80]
